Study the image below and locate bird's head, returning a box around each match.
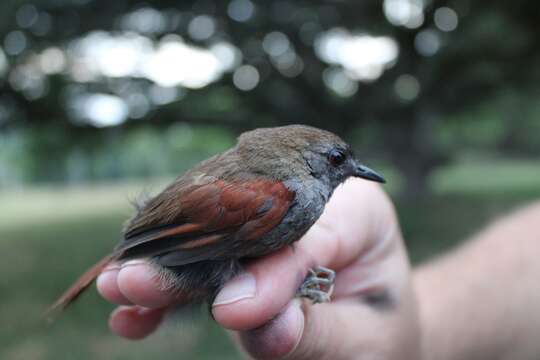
[236,125,385,190]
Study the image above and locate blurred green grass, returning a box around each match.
[1,159,539,360]
[0,181,239,360]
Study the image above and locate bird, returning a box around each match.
[47,125,385,315]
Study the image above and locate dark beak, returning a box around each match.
[353,163,386,183]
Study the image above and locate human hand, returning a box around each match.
[97,178,420,359]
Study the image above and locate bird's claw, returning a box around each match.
[296,266,335,304]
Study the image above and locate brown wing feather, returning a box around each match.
[155,181,294,266]
[118,179,294,262]
[47,178,294,315]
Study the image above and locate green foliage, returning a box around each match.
[432,158,540,197]
[0,125,235,185]
[1,0,540,192]
[435,89,540,157]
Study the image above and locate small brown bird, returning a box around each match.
[48,125,385,314]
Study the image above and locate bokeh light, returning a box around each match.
[414,29,440,56]
[233,64,259,91]
[394,74,420,101]
[227,0,255,22]
[72,93,129,127]
[188,15,216,41]
[383,0,425,29]
[315,28,398,82]
[323,67,358,97]
[4,30,27,56]
[16,4,39,29]
[434,7,459,32]
[0,47,8,77]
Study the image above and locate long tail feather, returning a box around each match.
[44,253,119,319]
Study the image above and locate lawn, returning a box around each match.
[1,159,538,360]
[0,182,239,360]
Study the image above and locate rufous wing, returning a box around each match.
[118,179,295,265]
[46,179,294,316]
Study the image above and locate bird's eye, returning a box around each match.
[328,149,346,166]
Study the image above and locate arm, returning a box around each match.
[415,202,540,360]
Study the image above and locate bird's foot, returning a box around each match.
[296,266,335,304]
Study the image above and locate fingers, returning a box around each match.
[98,247,309,336]
[97,262,174,340]
[212,246,314,331]
[309,180,396,270]
[236,299,305,359]
[238,292,419,360]
[96,265,131,305]
[220,180,416,359]
[97,260,178,309]
[109,306,166,340]
[236,301,365,359]
[98,180,375,330]
[116,260,178,308]
[97,178,402,345]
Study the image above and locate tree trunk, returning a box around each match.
[387,106,448,199]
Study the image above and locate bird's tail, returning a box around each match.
[44,253,119,319]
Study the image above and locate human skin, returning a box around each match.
[415,201,540,360]
[98,179,540,359]
[97,178,421,359]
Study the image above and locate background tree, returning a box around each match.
[1,0,539,194]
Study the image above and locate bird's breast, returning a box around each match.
[244,179,329,256]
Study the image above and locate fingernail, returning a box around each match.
[121,259,148,268]
[213,272,257,307]
[96,269,117,287]
[102,264,121,273]
[286,299,305,356]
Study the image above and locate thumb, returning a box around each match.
[237,300,359,360]
[237,294,419,360]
